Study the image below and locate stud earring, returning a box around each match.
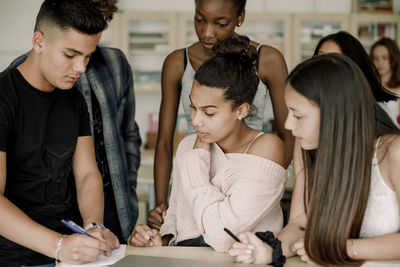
[238,117,242,120]
[237,23,241,27]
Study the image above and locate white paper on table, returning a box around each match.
[61,244,126,267]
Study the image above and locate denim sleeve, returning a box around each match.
[120,53,142,189]
[8,52,29,69]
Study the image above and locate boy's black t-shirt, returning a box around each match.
[0,68,91,266]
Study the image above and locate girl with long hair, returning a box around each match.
[314,31,396,102]
[228,53,400,266]
[370,37,400,119]
[149,0,294,230]
[313,31,398,126]
[129,35,287,252]
[370,37,400,92]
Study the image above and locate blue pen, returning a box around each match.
[61,219,93,237]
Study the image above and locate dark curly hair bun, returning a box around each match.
[213,34,257,67]
[195,34,260,109]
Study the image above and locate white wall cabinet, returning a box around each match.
[292,14,350,66]
[112,11,400,144]
[350,14,400,53]
[100,13,122,48]
[237,13,292,69]
[177,12,197,48]
[117,12,399,87]
[121,12,177,93]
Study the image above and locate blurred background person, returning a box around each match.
[370,37,400,123]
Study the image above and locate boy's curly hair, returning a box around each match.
[91,0,118,22]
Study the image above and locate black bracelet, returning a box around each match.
[255,231,286,267]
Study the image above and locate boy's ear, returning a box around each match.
[32,31,45,53]
[236,102,250,120]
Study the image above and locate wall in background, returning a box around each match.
[0,0,42,70]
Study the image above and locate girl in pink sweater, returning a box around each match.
[129,35,287,252]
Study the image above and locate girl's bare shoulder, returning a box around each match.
[257,44,285,66]
[247,133,285,167]
[250,42,287,82]
[163,48,186,67]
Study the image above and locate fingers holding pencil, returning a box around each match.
[228,231,273,265]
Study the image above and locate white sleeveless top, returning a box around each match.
[181,45,267,135]
[360,137,400,238]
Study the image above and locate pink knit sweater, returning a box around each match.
[159,134,287,252]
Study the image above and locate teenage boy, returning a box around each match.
[0,0,118,266]
[10,0,142,244]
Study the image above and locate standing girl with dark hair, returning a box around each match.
[228,53,400,266]
[314,31,397,103]
[130,35,287,252]
[371,37,400,120]
[149,0,293,229]
[313,31,398,125]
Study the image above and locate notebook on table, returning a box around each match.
[61,245,126,267]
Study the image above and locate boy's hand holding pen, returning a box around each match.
[56,226,107,264]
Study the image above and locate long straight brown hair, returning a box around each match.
[288,54,400,266]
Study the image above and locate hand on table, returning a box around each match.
[129,224,162,247]
[228,232,272,264]
[291,238,315,264]
[147,203,168,230]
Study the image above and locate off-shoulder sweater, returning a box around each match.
[159,134,287,252]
